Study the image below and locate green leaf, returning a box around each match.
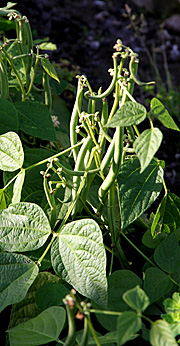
[0,17,16,31]
[35,282,69,311]
[7,306,66,346]
[150,320,178,346]
[161,193,180,232]
[0,189,7,209]
[12,169,25,204]
[8,272,64,329]
[133,127,163,172]
[117,158,164,231]
[0,252,38,313]
[154,232,180,274]
[93,270,142,332]
[41,58,60,83]
[37,42,57,51]
[0,99,18,134]
[0,131,24,171]
[117,311,142,346]
[143,267,173,304]
[150,194,168,237]
[151,98,180,131]
[51,218,108,307]
[14,101,56,142]
[164,292,180,313]
[122,285,149,312]
[105,101,146,127]
[0,202,51,252]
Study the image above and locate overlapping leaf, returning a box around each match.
[0,252,38,313]
[51,218,108,307]
[7,306,66,346]
[105,101,146,127]
[133,127,163,172]
[0,131,24,171]
[0,202,51,252]
[117,158,164,231]
[151,98,180,131]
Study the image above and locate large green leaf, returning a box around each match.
[8,272,63,329]
[122,285,149,313]
[133,127,163,172]
[105,101,146,127]
[7,306,66,346]
[12,169,25,204]
[41,57,60,82]
[0,202,51,252]
[14,101,56,141]
[0,131,24,171]
[117,311,141,346]
[151,98,180,131]
[117,158,164,231]
[0,252,38,313]
[0,99,18,134]
[154,232,180,274]
[150,320,178,346]
[0,188,7,209]
[51,218,108,307]
[143,267,173,304]
[35,282,69,311]
[93,270,142,331]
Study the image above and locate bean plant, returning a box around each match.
[1,3,180,346]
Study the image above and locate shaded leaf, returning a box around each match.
[117,158,164,231]
[93,270,142,332]
[0,202,51,252]
[154,232,180,274]
[14,101,56,142]
[35,282,69,311]
[8,306,66,346]
[133,128,163,172]
[117,311,141,346]
[0,99,18,134]
[0,252,38,313]
[143,267,173,304]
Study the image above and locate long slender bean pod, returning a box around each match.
[98,126,124,200]
[72,136,93,216]
[25,18,33,88]
[129,55,155,86]
[0,57,9,99]
[70,79,83,162]
[84,53,119,100]
[42,70,52,113]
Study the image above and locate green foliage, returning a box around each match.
[0,4,180,346]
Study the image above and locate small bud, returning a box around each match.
[40,171,45,175]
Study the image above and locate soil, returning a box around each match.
[2,0,180,193]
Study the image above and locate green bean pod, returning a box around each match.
[43,175,56,228]
[72,136,92,216]
[0,58,9,99]
[98,97,108,148]
[100,130,115,173]
[19,18,27,46]
[70,80,83,162]
[42,70,52,113]
[99,126,124,200]
[129,55,155,86]
[84,53,119,100]
[25,18,33,88]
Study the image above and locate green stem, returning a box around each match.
[2,48,26,100]
[25,139,85,172]
[64,304,76,346]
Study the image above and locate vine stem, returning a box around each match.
[25,139,85,172]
